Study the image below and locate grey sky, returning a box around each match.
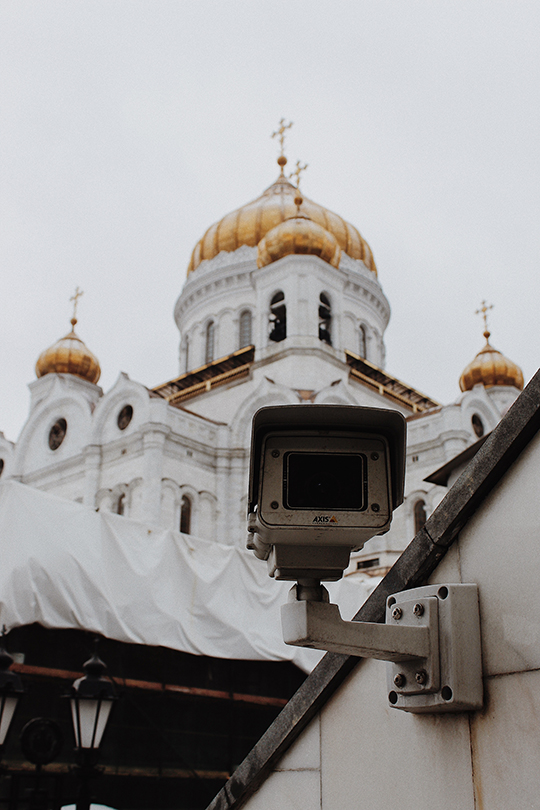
[1,1,538,443]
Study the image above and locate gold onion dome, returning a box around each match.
[187,171,376,275]
[459,331,523,392]
[257,193,342,268]
[35,318,101,385]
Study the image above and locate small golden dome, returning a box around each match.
[257,210,341,268]
[187,173,376,275]
[36,319,101,384]
[459,332,523,392]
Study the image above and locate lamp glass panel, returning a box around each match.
[92,699,113,747]
[0,695,18,744]
[72,698,113,748]
[70,698,82,747]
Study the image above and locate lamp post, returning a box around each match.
[69,649,116,810]
[0,636,24,761]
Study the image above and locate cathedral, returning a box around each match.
[0,142,525,578]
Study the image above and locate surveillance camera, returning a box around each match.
[247,404,406,581]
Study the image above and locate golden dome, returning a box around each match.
[257,201,341,268]
[187,172,376,275]
[36,319,101,384]
[459,332,524,392]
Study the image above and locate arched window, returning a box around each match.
[180,495,192,534]
[471,413,484,438]
[269,292,286,343]
[319,292,332,345]
[414,499,427,534]
[239,310,252,348]
[117,405,133,431]
[49,418,67,451]
[359,325,367,359]
[117,493,125,516]
[205,321,215,365]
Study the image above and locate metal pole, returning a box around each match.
[75,770,91,810]
[75,750,97,810]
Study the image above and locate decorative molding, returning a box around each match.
[339,253,372,276]
[195,244,257,274]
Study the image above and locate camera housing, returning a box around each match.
[247,404,406,581]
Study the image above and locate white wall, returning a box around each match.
[239,428,540,809]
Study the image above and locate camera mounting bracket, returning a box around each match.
[281,583,483,714]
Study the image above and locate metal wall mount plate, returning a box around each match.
[386,584,483,713]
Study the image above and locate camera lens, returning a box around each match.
[285,453,366,510]
[306,472,340,504]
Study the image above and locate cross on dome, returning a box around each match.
[289,160,308,189]
[271,118,293,173]
[475,300,493,340]
[271,118,293,155]
[69,286,84,328]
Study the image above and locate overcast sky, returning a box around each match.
[1,1,538,443]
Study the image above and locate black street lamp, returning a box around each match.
[69,649,116,810]
[0,637,24,759]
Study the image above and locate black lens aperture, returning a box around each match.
[285,453,366,510]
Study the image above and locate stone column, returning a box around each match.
[83,445,101,508]
[214,450,232,545]
[141,425,169,526]
[441,431,469,463]
[229,450,249,548]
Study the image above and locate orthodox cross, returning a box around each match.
[289,160,308,189]
[271,118,293,157]
[475,300,493,337]
[70,286,84,325]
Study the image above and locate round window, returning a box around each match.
[117,404,133,431]
[49,418,67,451]
[471,413,484,438]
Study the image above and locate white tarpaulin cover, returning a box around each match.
[0,481,379,672]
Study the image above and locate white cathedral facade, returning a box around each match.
[0,157,525,577]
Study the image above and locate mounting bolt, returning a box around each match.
[270,501,279,509]
[371,452,379,461]
[394,673,406,688]
[415,670,428,685]
[391,606,403,621]
[271,450,280,458]
[413,603,424,617]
